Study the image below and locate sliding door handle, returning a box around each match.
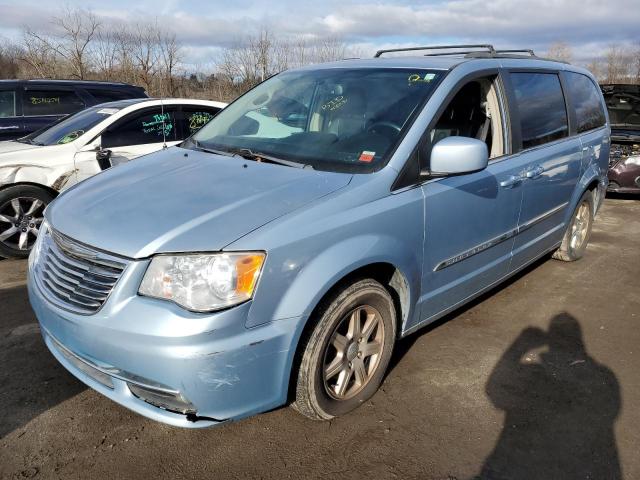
[500,175,523,188]
[525,165,545,179]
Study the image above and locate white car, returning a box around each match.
[0,98,226,258]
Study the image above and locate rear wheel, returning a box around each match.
[552,190,594,262]
[292,278,396,420]
[0,185,53,259]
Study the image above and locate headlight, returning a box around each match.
[624,156,640,167]
[139,252,265,312]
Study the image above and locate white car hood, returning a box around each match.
[0,140,42,154]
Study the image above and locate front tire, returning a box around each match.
[292,278,396,420]
[552,190,594,262]
[0,185,53,259]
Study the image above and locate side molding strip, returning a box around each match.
[433,202,569,271]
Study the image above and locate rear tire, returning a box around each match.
[292,278,396,420]
[552,190,594,262]
[0,185,53,259]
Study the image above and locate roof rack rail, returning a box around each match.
[494,49,535,56]
[374,44,496,58]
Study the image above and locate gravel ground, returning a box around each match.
[0,196,638,480]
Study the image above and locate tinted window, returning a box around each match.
[23,90,85,116]
[88,89,141,104]
[102,108,177,148]
[179,107,221,137]
[24,106,120,146]
[511,73,568,149]
[565,73,606,133]
[0,90,16,117]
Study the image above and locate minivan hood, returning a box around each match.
[48,147,352,258]
[601,84,640,131]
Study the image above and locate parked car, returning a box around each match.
[0,79,148,141]
[27,45,609,428]
[0,98,226,257]
[601,84,640,194]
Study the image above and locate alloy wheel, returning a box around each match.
[0,197,45,251]
[323,305,385,400]
[569,201,590,250]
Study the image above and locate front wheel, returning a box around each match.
[552,190,594,262]
[0,185,54,259]
[292,278,396,420]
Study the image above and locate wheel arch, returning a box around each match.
[285,259,413,404]
[0,181,59,198]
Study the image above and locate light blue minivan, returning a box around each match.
[27,45,610,427]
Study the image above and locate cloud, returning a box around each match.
[0,0,638,66]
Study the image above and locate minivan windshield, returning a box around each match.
[189,68,443,172]
[21,105,121,146]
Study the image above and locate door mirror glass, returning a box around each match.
[429,136,488,176]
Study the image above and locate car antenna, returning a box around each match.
[160,96,167,149]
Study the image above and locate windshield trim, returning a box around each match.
[188,67,447,174]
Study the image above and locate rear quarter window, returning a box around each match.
[88,89,143,104]
[23,90,85,116]
[510,72,568,149]
[565,72,606,133]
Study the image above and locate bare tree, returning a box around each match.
[546,41,573,63]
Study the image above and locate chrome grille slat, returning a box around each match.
[34,227,129,315]
[44,254,113,292]
[42,268,108,302]
[48,244,122,279]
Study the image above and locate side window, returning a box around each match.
[430,75,505,159]
[23,90,85,116]
[0,90,17,117]
[565,72,606,133]
[179,107,221,138]
[102,108,177,148]
[510,73,568,149]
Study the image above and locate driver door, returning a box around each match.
[74,107,179,183]
[411,73,529,329]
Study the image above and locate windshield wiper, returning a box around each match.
[190,140,237,158]
[225,147,312,169]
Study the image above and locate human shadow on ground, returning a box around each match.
[473,313,621,480]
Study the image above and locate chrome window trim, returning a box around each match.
[433,201,568,271]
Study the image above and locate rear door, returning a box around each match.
[0,86,24,140]
[176,105,222,139]
[507,71,582,271]
[22,87,86,135]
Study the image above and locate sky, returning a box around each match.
[0,0,638,71]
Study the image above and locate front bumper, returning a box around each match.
[28,260,303,428]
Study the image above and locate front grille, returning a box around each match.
[34,227,129,315]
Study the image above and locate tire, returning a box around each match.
[552,190,594,262]
[292,278,396,420]
[0,185,54,259]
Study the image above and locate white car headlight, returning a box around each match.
[624,156,640,167]
[139,252,265,312]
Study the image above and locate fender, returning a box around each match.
[0,164,77,192]
[263,233,421,333]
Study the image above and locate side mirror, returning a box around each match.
[429,136,488,176]
[96,149,112,170]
